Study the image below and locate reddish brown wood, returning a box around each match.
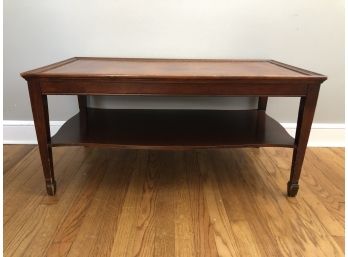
[77,95,87,114]
[51,109,295,149]
[21,58,325,80]
[77,95,88,136]
[21,58,326,97]
[258,97,268,110]
[27,80,56,195]
[269,60,325,77]
[287,85,320,196]
[21,57,327,197]
[39,78,310,96]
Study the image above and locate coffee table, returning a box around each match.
[21,57,327,197]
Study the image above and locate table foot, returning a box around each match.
[287,181,299,197]
[46,180,57,196]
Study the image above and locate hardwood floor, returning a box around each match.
[4,145,344,257]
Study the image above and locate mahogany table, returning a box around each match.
[21,57,327,197]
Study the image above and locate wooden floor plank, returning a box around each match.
[23,148,94,257]
[183,152,218,257]
[252,148,344,256]
[174,152,196,257]
[4,144,36,173]
[108,150,150,257]
[333,236,345,253]
[262,148,344,233]
[127,151,160,257]
[4,145,345,257]
[4,147,88,257]
[211,150,284,257]
[198,151,242,257]
[152,152,175,257]
[224,149,304,257]
[65,150,137,257]
[4,147,66,246]
[308,148,344,188]
[44,149,110,257]
[86,150,141,257]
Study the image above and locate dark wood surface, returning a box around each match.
[21,58,326,97]
[28,81,56,195]
[21,57,326,80]
[288,86,320,196]
[51,108,295,149]
[21,57,327,197]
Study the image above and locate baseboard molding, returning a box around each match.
[3,120,65,145]
[281,123,345,147]
[3,120,345,147]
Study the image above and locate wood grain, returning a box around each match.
[22,57,327,80]
[51,109,295,149]
[21,58,326,198]
[4,145,344,257]
[3,145,35,172]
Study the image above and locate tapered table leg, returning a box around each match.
[258,96,268,111]
[28,81,56,195]
[78,95,88,118]
[78,95,88,137]
[288,85,320,197]
[254,96,268,149]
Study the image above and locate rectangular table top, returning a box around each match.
[21,57,326,82]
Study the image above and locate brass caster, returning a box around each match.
[287,181,299,197]
[46,180,57,196]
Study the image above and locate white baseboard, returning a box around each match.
[3,120,345,147]
[3,120,65,145]
[281,123,345,147]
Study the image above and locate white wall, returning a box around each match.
[4,0,344,124]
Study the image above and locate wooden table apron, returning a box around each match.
[22,58,326,197]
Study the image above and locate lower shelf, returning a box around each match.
[51,108,295,150]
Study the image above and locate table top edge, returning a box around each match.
[20,57,327,82]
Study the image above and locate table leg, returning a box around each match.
[78,95,88,118]
[288,85,320,197]
[254,97,268,148]
[78,95,88,136]
[28,82,56,195]
[258,97,268,111]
